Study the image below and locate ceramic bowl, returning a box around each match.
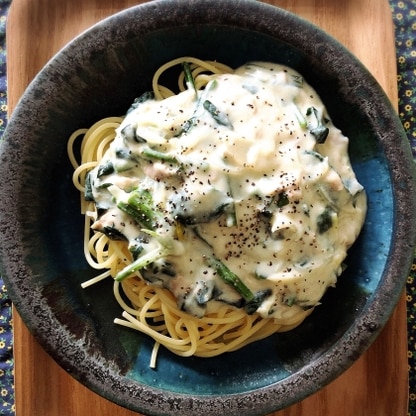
[1,1,415,415]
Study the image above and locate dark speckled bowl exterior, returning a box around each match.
[1,1,415,415]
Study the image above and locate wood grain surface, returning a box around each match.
[7,1,408,415]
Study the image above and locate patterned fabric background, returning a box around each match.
[391,1,416,414]
[0,1,12,414]
[0,1,415,415]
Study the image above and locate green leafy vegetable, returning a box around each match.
[317,206,335,233]
[108,185,161,230]
[115,230,183,282]
[290,74,303,87]
[182,62,197,95]
[275,191,290,208]
[244,289,272,315]
[175,79,219,137]
[84,172,94,201]
[207,256,254,302]
[97,160,114,178]
[140,147,180,165]
[203,99,233,128]
[120,124,146,144]
[126,91,154,114]
[306,106,329,143]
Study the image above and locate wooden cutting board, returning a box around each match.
[7,1,408,415]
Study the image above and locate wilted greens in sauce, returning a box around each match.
[86,62,367,320]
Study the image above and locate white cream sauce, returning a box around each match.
[88,62,366,322]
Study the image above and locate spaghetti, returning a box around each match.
[68,57,366,365]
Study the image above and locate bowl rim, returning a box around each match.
[1,0,416,415]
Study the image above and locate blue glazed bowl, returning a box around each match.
[0,1,415,415]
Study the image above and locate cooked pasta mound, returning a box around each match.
[68,57,366,365]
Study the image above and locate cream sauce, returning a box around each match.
[88,62,367,322]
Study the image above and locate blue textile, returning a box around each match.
[390,2,416,414]
[0,1,13,414]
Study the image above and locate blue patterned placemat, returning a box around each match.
[0,1,415,415]
[0,1,13,414]
[391,2,416,414]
